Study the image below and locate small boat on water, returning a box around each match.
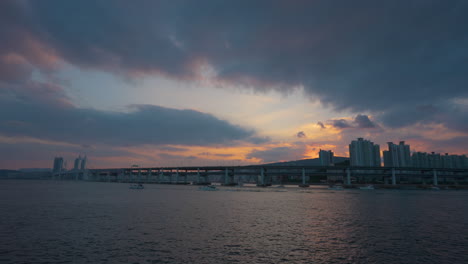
[129,183,144,189]
[328,185,344,190]
[199,185,217,191]
[430,186,440,190]
[359,184,375,190]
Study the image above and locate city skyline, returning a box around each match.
[48,137,468,171]
[1,1,467,169]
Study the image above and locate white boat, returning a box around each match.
[199,185,217,191]
[430,186,440,190]
[129,184,144,189]
[359,184,375,190]
[328,185,344,190]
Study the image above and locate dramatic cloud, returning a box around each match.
[354,115,377,129]
[331,119,352,129]
[296,131,306,138]
[380,102,468,133]
[0,82,263,147]
[1,0,468,167]
[328,115,378,130]
[317,122,326,129]
[2,1,467,120]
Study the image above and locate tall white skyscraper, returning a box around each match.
[349,138,381,167]
[383,141,411,167]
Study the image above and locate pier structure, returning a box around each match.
[55,165,468,187]
[222,167,236,186]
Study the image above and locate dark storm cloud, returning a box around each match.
[2,0,468,129]
[296,131,306,138]
[354,115,376,129]
[381,102,468,132]
[331,119,351,129]
[0,82,260,147]
[328,115,378,130]
[317,122,326,129]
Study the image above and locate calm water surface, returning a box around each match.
[1,180,468,264]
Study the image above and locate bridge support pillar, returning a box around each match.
[224,168,229,185]
[148,169,152,183]
[175,169,179,184]
[194,168,211,185]
[158,170,163,183]
[261,167,265,185]
[392,168,396,185]
[346,168,351,185]
[433,169,438,186]
[299,168,309,187]
[222,168,235,186]
[256,167,266,187]
[182,170,188,184]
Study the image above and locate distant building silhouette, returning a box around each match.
[383,141,411,167]
[411,152,429,168]
[52,157,64,173]
[53,155,88,173]
[411,151,468,168]
[74,156,81,170]
[80,156,87,170]
[349,138,380,167]
[319,149,334,166]
[72,155,87,170]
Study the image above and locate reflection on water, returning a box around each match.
[1,180,468,264]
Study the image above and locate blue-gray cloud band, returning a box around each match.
[1,0,468,131]
[0,82,264,146]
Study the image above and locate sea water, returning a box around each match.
[1,180,467,264]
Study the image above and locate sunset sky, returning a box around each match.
[1,0,467,169]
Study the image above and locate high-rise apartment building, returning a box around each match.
[74,156,81,170]
[319,149,334,166]
[80,156,87,170]
[411,152,428,168]
[52,157,64,173]
[411,152,468,168]
[428,152,442,168]
[383,141,411,167]
[349,138,381,167]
